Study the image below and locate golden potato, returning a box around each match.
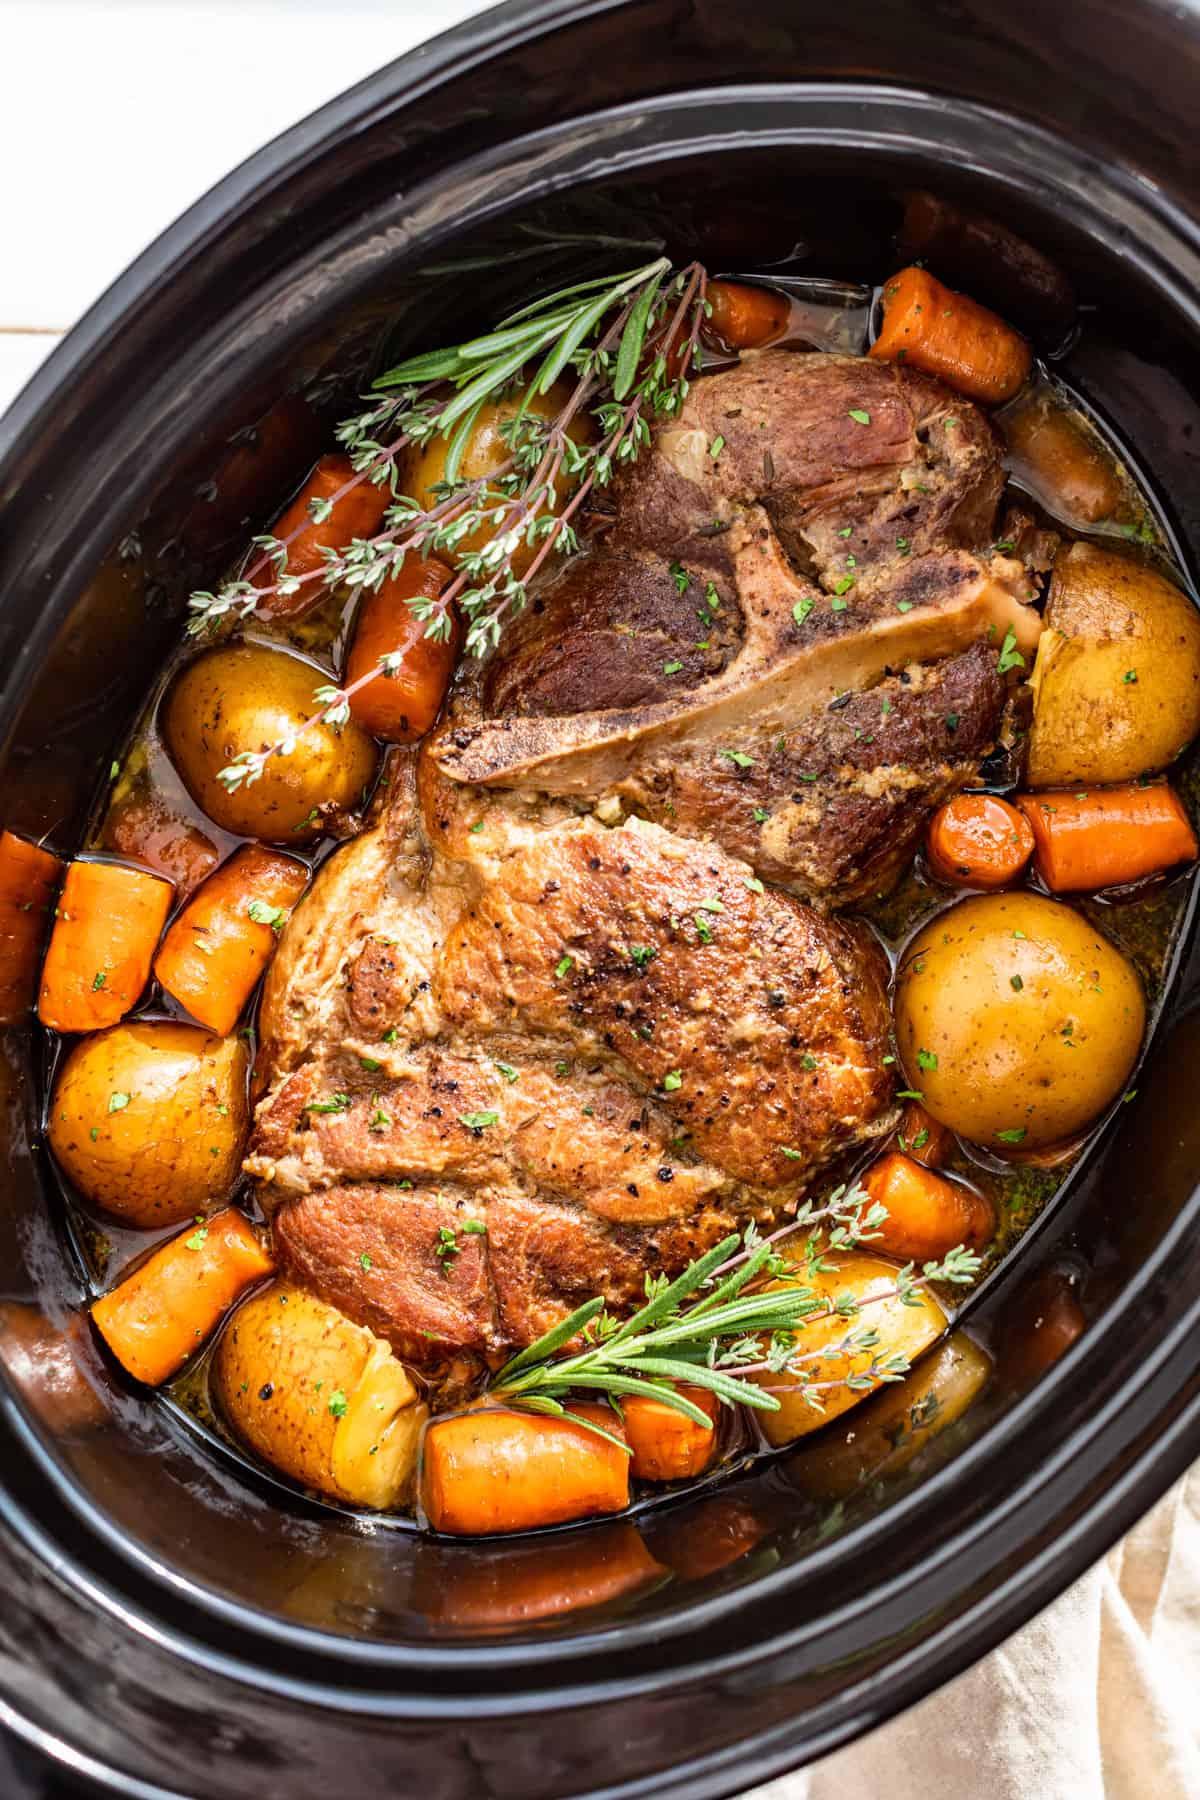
[1027,541,1200,787]
[396,380,593,575]
[894,892,1144,1150]
[48,1022,248,1226]
[749,1247,947,1447]
[213,1283,426,1509]
[787,1332,991,1500]
[162,642,378,842]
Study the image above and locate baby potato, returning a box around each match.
[395,381,593,575]
[1027,541,1200,787]
[48,1022,248,1226]
[213,1283,426,1510]
[162,642,378,842]
[749,1247,947,1447]
[787,1332,991,1501]
[894,892,1145,1150]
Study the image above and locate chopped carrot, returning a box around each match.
[704,280,791,350]
[1003,395,1123,524]
[92,1208,273,1386]
[413,1523,664,1627]
[102,787,219,902]
[870,266,1032,404]
[621,1385,720,1481]
[1017,783,1198,892]
[0,832,62,1025]
[862,1152,994,1262]
[251,454,391,620]
[926,793,1035,889]
[346,556,459,741]
[650,1496,765,1579]
[38,861,172,1033]
[154,845,309,1036]
[897,1100,953,1169]
[420,1403,629,1535]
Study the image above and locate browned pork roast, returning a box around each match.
[246,351,1041,1368]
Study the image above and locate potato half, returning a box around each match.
[749,1247,947,1447]
[213,1283,426,1509]
[1027,541,1200,787]
[788,1331,992,1499]
[894,892,1145,1150]
[162,642,378,842]
[48,1022,248,1226]
[395,381,593,576]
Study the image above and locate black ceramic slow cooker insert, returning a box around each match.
[1,2,1199,1795]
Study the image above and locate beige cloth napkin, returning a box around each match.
[747,1464,1200,1800]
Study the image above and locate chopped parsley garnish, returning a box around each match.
[91,970,107,991]
[945,712,960,733]
[896,1088,925,1101]
[848,408,871,425]
[997,627,1026,674]
[494,1060,520,1083]
[360,1252,372,1271]
[670,561,690,595]
[185,1225,208,1252]
[327,1390,348,1418]
[720,749,755,769]
[368,1106,391,1132]
[555,953,574,978]
[743,875,764,894]
[995,1127,1027,1144]
[662,1070,683,1092]
[305,1092,351,1114]
[916,1049,938,1071]
[1010,974,1024,991]
[896,599,914,613]
[693,913,714,944]
[108,1091,130,1113]
[1124,669,1138,684]
[663,659,683,675]
[247,899,288,930]
[833,575,855,596]
[460,1110,499,1131]
[359,1056,382,1072]
[781,1146,803,1160]
[838,526,853,539]
[753,806,770,824]
[709,434,725,459]
[629,945,658,971]
[793,596,814,627]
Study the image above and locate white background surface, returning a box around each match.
[0,0,493,412]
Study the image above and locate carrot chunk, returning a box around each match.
[926,793,1035,889]
[705,280,791,350]
[420,1403,629,1535]
[38,861,172,1032]
[0,832,62,1025]
[346,556,459,741]
[154,844,309,1036]
[1017,784,1198,892]
[621,1385,720,1481]
[252,454,391,620]
[92,1208,273,1386]
[897,1101,954,1169]
[102,787,219,903]
[1003,394,1123,524]
[862,1152,994,1263]
[870,266,1032,404]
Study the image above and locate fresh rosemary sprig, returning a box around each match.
[187,257,708,797]
[487,1182,982,1448]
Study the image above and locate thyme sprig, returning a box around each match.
[488,1181,982,1448]
[190,257,708,797]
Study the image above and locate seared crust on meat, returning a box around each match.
[249,351,1035,1369]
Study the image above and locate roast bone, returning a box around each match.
[433,350,1042,812]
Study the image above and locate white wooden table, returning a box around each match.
[0,0,490,413]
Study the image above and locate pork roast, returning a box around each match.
[247,350,1040,1364]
